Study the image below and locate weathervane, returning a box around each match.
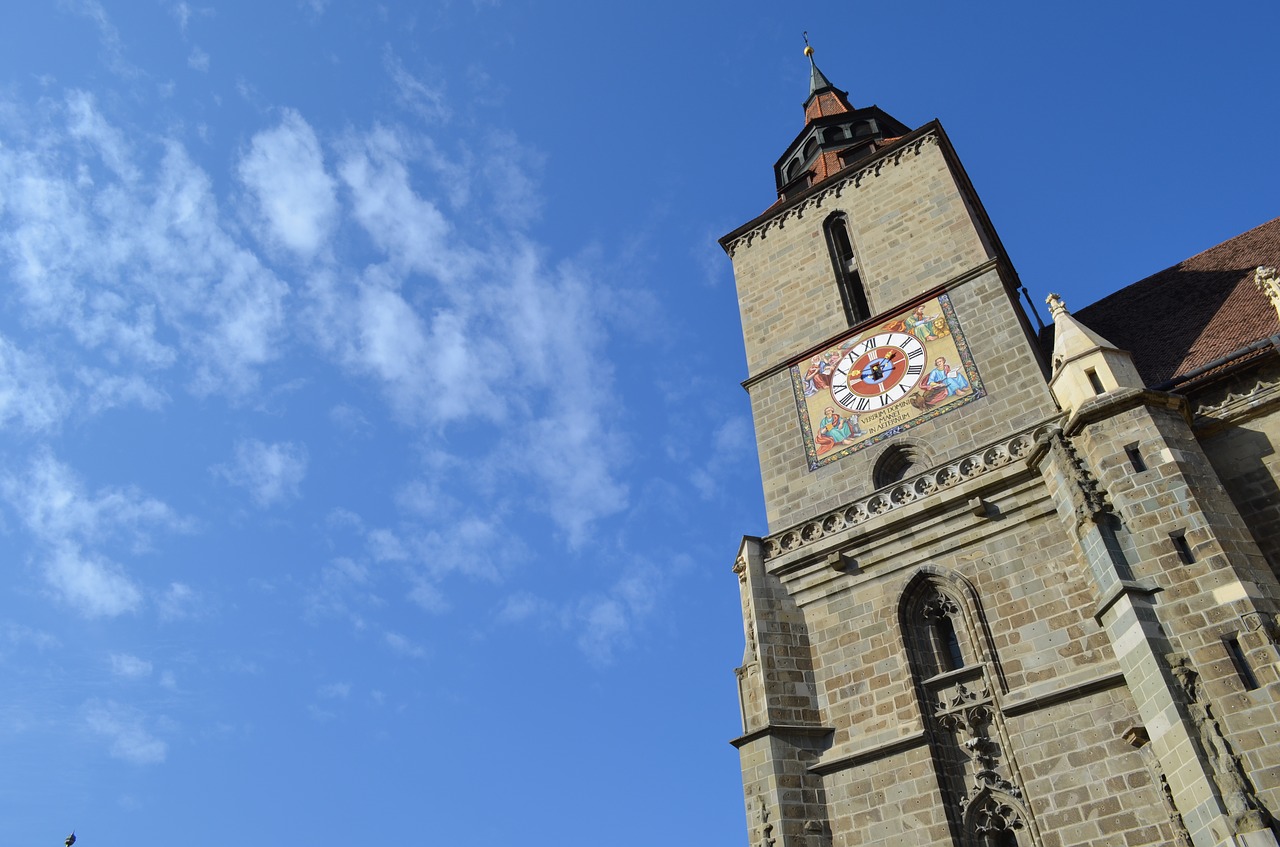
[803,31,814,57]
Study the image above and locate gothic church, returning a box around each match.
[720,47,1280,847]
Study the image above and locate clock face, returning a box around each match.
[789,293,985,470]
[829,332,927,412]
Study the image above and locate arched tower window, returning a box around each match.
[824,213,870,325]
[873,443,921,489]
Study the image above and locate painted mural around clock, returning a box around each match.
[790,292,985,470]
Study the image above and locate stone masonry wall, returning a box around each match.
[755,462,1179,846]
[1071,397,1280,822]
[748,265,1057,531]
[1194,357,1280,581]
[729,133,991,377]
[727,130,1056,532]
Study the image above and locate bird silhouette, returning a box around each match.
[66,833,76,847]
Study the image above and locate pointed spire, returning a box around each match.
[803,34,834,95]
[800,34,854,122]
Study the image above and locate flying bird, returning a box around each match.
[66,833,76,847]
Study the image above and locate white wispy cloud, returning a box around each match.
[238,109,338,259]
[384,49,449,124]
[0,91,290,398]
[383,631,426,659]
[3,451,189,547]
[187,47,209,72]
[2,452,189,619]
[338,126,477,282]
[0,335,72,432]
[303,557,377,628]
[214,438,309,508]
[42,542,143,618]
[62,0,140,78]
[495,565,662,665]
[157,582,201,622]
[690,415,753,500]
[3,622,61,652]
[171,1,193,34]
[110,653,153,679]
[83,699,168,764]
[0,62,650,652]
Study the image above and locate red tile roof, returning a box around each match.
[1069,217,1280,386]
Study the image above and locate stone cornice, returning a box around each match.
[760,422,1057,563]
[1061,387,1190,436]
[729,723,835,749]
[1191,367,1280,433]
[721,127,941,259]
[808,727,929,774]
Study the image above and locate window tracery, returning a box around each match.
[900,572,1039,847]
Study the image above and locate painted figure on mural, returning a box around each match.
[923,357,970,397]
[803,352,837,396]
[903,306,939,342]
[816,406,863,453]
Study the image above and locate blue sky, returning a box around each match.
[0,2,1276,845]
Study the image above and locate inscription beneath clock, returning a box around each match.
[789,293,985,470]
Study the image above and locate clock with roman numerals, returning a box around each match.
[789,292,985,470]
[829,332,927,412]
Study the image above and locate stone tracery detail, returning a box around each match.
[903,574,1039,846]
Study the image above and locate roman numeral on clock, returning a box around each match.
[907,363,923,375]
[907,347,924,359]
[855,397,870,411]
[834,390,856,408]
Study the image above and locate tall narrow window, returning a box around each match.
[1171,531,1195,565]
[1224,636,1260,691]
[933,615,964,672]
[824,213,870,325]
[1124,443,1146,472]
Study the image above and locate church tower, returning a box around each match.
[720,46,1280,847]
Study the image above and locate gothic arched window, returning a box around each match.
[900,571,1039,847]
[824,213,870,325]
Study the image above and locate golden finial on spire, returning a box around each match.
[803,31,814,57]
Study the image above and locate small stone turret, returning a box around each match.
[1046,292,1145,415]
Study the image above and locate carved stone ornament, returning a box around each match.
[968,792,1026,838]
[760,424,1047,560]
[757,798,777,847]
[1046,429,1112,527]
[1167,654,1275,833]
[921,588,960,621]
[1255,266,1280,323]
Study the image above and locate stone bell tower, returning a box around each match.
[719,45,1280,847]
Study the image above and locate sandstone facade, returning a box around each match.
[721,59,1280,847]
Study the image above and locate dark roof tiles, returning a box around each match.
[1069,217,1280,385]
